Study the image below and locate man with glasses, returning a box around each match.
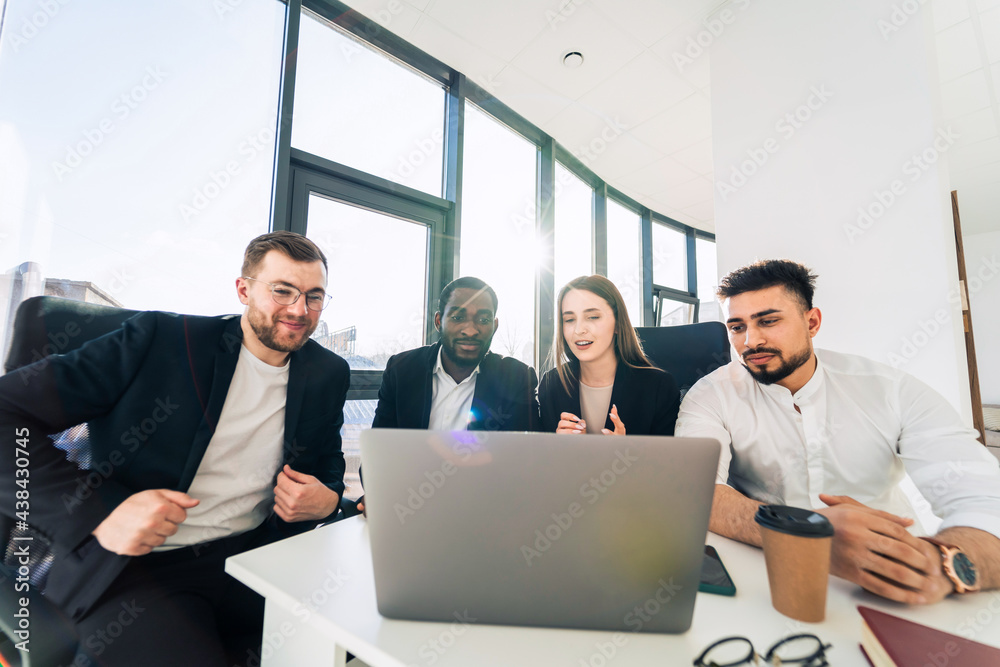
[0,231,349,665]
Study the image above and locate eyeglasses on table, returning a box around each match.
[693,633,831,666]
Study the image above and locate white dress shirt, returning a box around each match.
[676,349,1000,539]
[428,346,480,431]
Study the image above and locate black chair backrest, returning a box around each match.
[2,296,139,593]
[635,322,731,396]
[4,296,139,373]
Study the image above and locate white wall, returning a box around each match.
[965,230,1000,405]
[710,0,972,421]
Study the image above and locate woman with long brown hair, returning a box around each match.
[538,275,680,435]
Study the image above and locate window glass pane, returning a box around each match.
[293,10,445,196]
[652,222,688,291]
[696,237,721,323]
[306,195,428,370]
[606,200,642,326]
[658,298,695,327]
[553,163,593,292]
[460,104,536,367]
[0,1,284,357]
[341,399,375,500]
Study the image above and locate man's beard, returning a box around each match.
[441,337,489,369]
[741,346,812,385]
[247,305,315,352]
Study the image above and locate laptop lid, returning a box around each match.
[361,429,719,634]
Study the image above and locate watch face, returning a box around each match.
[953,552,978,586]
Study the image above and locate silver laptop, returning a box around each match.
[361,429,719,634]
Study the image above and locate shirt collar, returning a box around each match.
[434,345,481,385]
[792,352,824,403]
[746,351,824,403]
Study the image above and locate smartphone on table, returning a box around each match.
[699,545,736,596]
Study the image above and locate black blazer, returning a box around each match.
[0,311,350,619]
[538,362,680,435]
[371,343,539,432]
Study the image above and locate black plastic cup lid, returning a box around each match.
[754,504,834,537]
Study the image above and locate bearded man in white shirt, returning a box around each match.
[676,259,1000,605]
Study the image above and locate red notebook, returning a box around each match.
[858,605,1000,666]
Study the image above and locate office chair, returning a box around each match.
[635,322,731,397]
[1,296,136,666]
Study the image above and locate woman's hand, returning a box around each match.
[601,404,626,435]
[557,412,586,434]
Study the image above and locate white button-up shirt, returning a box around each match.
[676,349,1000,539]
[428,347,480,431]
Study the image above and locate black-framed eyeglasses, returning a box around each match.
[242,277,332,312]
[693,634,831,666]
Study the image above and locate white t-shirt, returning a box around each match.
[427,346,480,431]
[158,344,289,549]
[676,349,1000,539]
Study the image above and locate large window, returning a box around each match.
[305,196,429,370]
[606,200,642,325]
[460,104,537,366]
[293,10,446,196]
[0,3,718,502]
[553,163,594,292]
[652,222,688,292]
[0,0,285,356]
[696,237,720,323]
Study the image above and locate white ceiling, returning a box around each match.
[342,0,1000,236]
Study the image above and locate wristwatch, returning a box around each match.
[920,537,980,594]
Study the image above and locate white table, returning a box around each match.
[226,517,1000,666]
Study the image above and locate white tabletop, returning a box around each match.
[227,517,1000,666]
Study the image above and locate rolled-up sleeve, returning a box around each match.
[896,375,1000,540]
[675,381,734,485]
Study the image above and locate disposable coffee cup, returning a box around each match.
[754,505,834,623]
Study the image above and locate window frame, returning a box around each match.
[269,0,720,388]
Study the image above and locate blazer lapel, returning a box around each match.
[469,352,495,430]
[178,317,243,489]
[417,344,438,429]
[605,362,630,432]
[283,349,306,463]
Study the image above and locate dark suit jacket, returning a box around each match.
[0,311,349,619]
[371,343,539,432]
[538,361,680,435]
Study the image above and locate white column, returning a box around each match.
[710,0,972,420]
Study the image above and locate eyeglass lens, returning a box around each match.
[766,634,827,665]
[696,637,757,666]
